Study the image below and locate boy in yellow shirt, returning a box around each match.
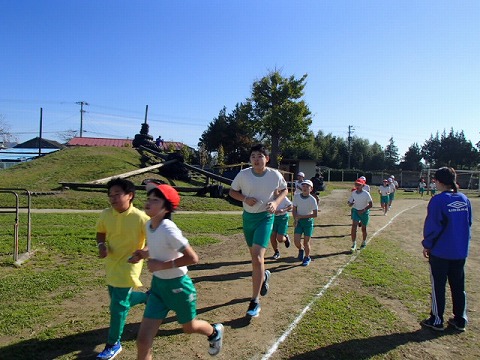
[96,178,150,360]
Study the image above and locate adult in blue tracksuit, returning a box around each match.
[420,167,472,332]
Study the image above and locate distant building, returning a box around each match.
[1,137,63,169]
[14,137,65,149]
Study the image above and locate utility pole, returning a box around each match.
[76,101,89,137]
[347,125,354,169]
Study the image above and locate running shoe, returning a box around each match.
[246,300,261,317]
[350,242,357,253]
[96,342,122,360]
[421,317,444,331]
[208,323,224,355]
[260,270,271,296]
[447,318,466,332]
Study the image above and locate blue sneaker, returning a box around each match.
[360,241,367,249]
[302,256,311,266]
[208,323,224,355]
[96,342,122,360]
[298,249,305,261]
[260,270,271,296]
[246,300,261,317]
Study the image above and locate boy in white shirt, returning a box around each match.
[347,178,373,252]
[292,180,318,266]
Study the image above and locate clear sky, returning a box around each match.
[1,1,479,158]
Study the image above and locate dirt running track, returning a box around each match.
[102,190,479,360]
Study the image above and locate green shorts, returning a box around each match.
[351,208,370,226]
[380,195,389,204]
[272,213,289,235]
[242,211,274,248]
[389,193,395,201]
[294,218,314,237]
[144,275,197,324]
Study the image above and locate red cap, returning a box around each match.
[145,182,180,210]
[355,178,366,185]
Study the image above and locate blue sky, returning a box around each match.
[1,1,479,158]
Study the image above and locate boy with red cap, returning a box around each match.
[130,182,223,359]
[347,178,373,252]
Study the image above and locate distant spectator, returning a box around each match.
[155,136,164,148]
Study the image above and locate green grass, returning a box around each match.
[0,212,242,338]
[280,236,432,359]
[0,146,241,210]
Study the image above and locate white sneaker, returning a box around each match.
[208,323,224,355]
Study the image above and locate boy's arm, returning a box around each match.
[96,232,107,258]
[146,245,199,272]
[268,188,287,213]
[229,188,258,207]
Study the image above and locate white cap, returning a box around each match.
[301,180,313,187]
[390,175,395,179]
[297,172,305,177]
[360,176,366,181]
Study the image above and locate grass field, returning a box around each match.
[0,147,478,359]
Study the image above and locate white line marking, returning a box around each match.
[261,203,421,360]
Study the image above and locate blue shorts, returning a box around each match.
[144,275,197,324]
[351,208,370,226]
[294,218,314,237]
[242,211,274,248]
[389,193,395,201]
[380,195,389,204]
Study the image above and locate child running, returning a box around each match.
[420,167,472,332]
[378,179,391,215]
[229,143,288,318]
[130,182,223,359]
[347,178,373,252]
[418,178,427,197]
[270,190,293,260]
[96,178,150,360]
[292,179,318,266]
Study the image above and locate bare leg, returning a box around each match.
[136,318,163,360]
[303,237,311,258]
[249,245,266,300]
[182,319,214,336]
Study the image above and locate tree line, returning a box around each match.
[199,70,479,171]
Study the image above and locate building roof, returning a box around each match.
[14,137,65,149]
[67,137,190,151]
[67,137,133,147]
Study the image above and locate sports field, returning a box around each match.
[0,190,479,359]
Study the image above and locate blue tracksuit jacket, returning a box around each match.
[422,191,472,260]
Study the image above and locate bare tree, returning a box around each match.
[0,114,18,145]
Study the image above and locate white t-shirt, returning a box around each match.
[293,193,318,216]
[294,180,303,195]
[147,218,189,280]
[363,184,371,192]
[348,190,373,210]
[378,185,390,196]
[231,167,288,213]
[388,183,396,193]
[277,196,293,212]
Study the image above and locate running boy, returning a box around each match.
[270,191,293,260]
[418,178,427,197]
[378,179,390,215]
[347,178,373,252]
[420,167,472,332]
[96,178,150,360]
[292,179,318,266]
[131,182,223,358]
[229,144,288,318]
